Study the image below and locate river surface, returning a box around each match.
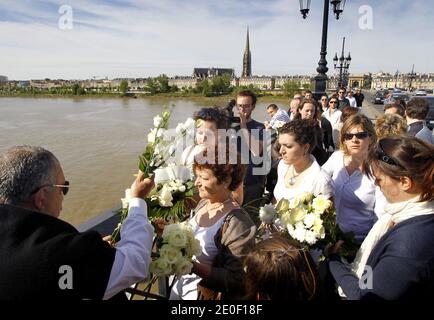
[0,96,286,226]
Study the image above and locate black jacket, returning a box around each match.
[0,204,116,300]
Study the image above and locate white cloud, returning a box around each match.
[0,0,432,79]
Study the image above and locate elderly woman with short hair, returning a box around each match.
[170,146,256,300]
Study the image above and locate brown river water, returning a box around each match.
[0,96,285,226]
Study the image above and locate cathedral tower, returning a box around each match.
[242,27,251,78]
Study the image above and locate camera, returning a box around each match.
[224,99,240,124]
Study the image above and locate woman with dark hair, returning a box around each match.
[180,107,229,166]
[273,119,333,204]
[170,146,256,300]
[244,235,318,300]
[296,98,331,165]
[179,107,244,204]
[322,114,385,244]
[328,136,434,300]
[322,95,342,150]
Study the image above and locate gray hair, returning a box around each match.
[0,146,58,205]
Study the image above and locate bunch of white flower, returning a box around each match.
[272,120,287,131]
[121,188,132,210]
[275,193,333,246]
[150,222,202,277]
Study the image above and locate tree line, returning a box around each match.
[0,75,312,98]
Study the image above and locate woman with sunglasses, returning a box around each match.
[322,95,342,150]
[328,136,434,300]
[322,114,386,244]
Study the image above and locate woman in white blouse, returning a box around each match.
[273,119,333,204]
[322,95,342,150]
[322,114,386,244]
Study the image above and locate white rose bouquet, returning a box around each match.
[258,193,347,254]
[150,221,202,277]
[111,111,196,242]
[147,177,196,221]
[272,120,287,132]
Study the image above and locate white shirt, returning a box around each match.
[322,151,386,243]
[347,96,357,108]
[322,108,342,149]
[269,109,290,129]
[273,157,334,203]
[103,198,154,299]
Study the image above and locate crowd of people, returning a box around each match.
[0,87,433,300]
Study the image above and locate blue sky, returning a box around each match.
[0,0,433,80]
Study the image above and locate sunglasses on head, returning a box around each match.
[375,143,401,167]
[344,131,369,140]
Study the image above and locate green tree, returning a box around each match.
[119,80,129,96]
[211,74,232,95]
[282,80,301,97]
[77,87,85,95]
[195,79,212,96]
[146,78,158,94]
[72,83,80,95]
[156,74,170,93]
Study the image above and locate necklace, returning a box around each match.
[206,198,232,212]
[287,160,312,186]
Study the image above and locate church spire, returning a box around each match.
[242,27,251,78]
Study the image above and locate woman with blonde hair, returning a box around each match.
[328,136,434,300]
[244,235,318,300]
[322,114,385,244]
[375,113,407,139]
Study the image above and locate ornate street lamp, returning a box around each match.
[333,37,351,88]
[299,0,311,19]
[331,0,346,19]
[299,0,346,98]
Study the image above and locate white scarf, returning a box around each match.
[352,196,434,278]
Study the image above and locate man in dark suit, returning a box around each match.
[0,146,154,299]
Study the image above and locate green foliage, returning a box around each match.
[72,83,80,95]
[210,74,232,95]
[234,84,260,96]
[282,80,301,97]
[119,80,129,96]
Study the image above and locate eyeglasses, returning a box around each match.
[375,143,401,167]
[32,180,70,196]
[344,132,369,140]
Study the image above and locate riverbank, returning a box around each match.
[0,92,292,104]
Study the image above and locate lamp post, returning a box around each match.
[333,37,351,89]
[299,0,346,98]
